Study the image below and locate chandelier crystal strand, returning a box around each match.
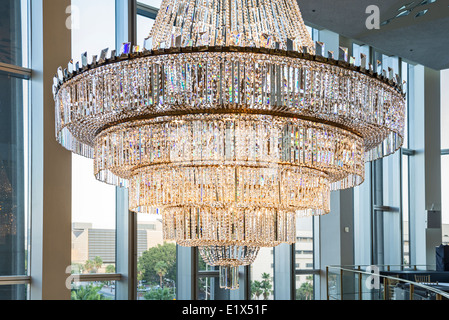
[147,0,315,50]
[56,52,403,163]
[53,0,405,289]
[200,245,260,290]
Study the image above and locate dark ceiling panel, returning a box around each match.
[298,0,449,70]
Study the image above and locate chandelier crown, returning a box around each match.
[148,0,315,51]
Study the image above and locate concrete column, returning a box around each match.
[30,0,72,300]
[319,190,355,299]
[176,246,196,300]
[354,163,372,266]
[409,65,442,268]
[274,244,294,300]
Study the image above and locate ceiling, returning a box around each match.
[297,0,449,70]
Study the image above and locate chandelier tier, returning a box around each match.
[199,245,260,290]
[53,0,406,290]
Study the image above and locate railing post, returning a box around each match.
[436,294,442,301]
[326,266,329,300]
[340,269,344,300]
[358,266,362,300]
[410,283,414,300]
[383,278,388,300]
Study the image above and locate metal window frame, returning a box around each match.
[136,2,158,19]
[0,62,32,80]
[0,276,31,286]
[72,273,122,282]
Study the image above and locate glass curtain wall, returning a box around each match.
[0,0,30,300]
[135,0,178,301]
[295,217,317,300]
[401,61,411,266]
[441,69,449,245]
[70,0,117,299]
[353,45,413,270]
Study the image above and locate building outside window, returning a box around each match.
[0,0,30,300]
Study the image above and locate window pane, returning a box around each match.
[402,154,410,265]
[295,216,314,270]
[353,43,370,68]
[441,69,449,149]
[402,61,409,149]
[0,74,28,287]
[442,156,449,245]
[137,15,155,47]
[250,248,274,300]
[0,0,28,67]
[295,275,314,300]
[198,250,219,272]
[382,55,399,74]
[71,0,116,61]
[138,0,162,8]
[295,217,315,300]
[71,281,116,300]
[442,69,449,245]
[0,284,28,300]
[71,0,117,273]
[198,277,231,300]
[137,213,176,300]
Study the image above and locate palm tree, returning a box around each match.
[154,261,169,288]
[144,287,175,300]
[93,256,103,272]
[294,275,314,300]
[251,280,263,300]
[84,260,94,273]
[105,264,115,274]
[72,263,84,274]
[260,273,273,300]
[71,284,110,300]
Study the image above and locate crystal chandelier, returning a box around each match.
[53,0,405,289]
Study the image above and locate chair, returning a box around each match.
[414,275,431,283]
[414,275,438,285]
[386,275,401,300]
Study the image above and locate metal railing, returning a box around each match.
[326,265,449,301]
